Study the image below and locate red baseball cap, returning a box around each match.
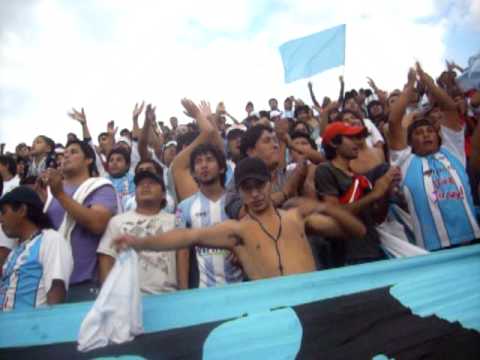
[322,122,365,145]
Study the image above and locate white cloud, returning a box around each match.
[0,0,467,151]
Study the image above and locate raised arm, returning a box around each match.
[171,99,216,201]
[308,82,321,108]
[416,62,462,131]
[388,68,416,150]
[68,107,92,141]
[132,101,145,141]
[116,220,242,252]
[337,75,345,104]
[138,104,154,161]
[367,77,387,105]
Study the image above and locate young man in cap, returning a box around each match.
[315,122,396,266]
[97,171,179,294]
[388,66,480,251]
[0,186,73,311]
[115,158,366,280]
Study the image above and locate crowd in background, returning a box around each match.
[0,59,479,311]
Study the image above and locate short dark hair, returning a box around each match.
[0,155,17,176]
[39,135,55,153]
[322,135,342,160]
[176,131,199,152]
[290,131,317,151]
[107,147,131,169]
[189,143,227,186]
[294,105,310,118]
[120,128,131,136]
[65,140,98,176]
[292,120,311,135]
[97,132,109,143]
[240,124,273,158]
[259,110,270,119]
[134,159,164,178]
[9,202,52,230]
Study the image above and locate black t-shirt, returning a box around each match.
[314,162,385,265]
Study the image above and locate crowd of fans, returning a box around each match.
[0,60,479,311]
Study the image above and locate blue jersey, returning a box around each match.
[391,127,480,250]
[176,192,243,287]
[109,172,135,211]
[0,230,73,311]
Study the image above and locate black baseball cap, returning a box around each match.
[134,170,164,187]
[0,186,44,211]
[234,157,271,189]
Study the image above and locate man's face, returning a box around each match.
[239,179,271,214]
[293,123,309,135]
[246,103,254,114]
[410,125,440,156]
[135,178,164,205]
[0,204,23,238]
[291,137,312,163]
[120,130,132,140]
[99,134,114,153]
[62,143,91,175]
[170,117,178,129]
[336,136,360,160]
[344,98,360,113]
[370,104,384,118]
[107,153,129,177]
[284,99,293,111]
[193,152,223,186]
[31,137,50,156]
[269,99,278,111]
[328,109,340,123]
[387,94,399,109]
[342,113,362,127]
[163,146,177,167]
[247,130,280,170]
[55,154,65,172]
[227,135,242,161]
[67,133,77,143]
[296,110,309,122]
[16,144,29,158]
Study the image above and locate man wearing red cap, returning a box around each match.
[314,122,398,266]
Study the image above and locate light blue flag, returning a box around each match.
[456,51,480,91]
[279,24,346,83]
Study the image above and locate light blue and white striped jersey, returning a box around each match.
[0,230,73,311]
[176,192,243,287]
[390,126,480,250]
[108,172,136,212]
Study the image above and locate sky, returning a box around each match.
[0,0,479,151]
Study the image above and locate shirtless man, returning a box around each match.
[115,157,366,279]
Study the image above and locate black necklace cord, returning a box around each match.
[248,208,284,275]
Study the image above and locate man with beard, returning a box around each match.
[176,143,243,288]
[115,157,366,281]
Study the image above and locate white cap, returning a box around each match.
[165,140,177,148]
[117,136,132,147]
[269,110,283,119]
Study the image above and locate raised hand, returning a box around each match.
[415,62,434,85]
[107,120,118,138]
[45,168,64,198]
[407,67,417,86]
[339,75,344,83]
[145,104,156,125]
[68,107,86,124]
[366,77,376,89]
[181,98,200,119]
[133,101,145,120]
[199,101,213,119]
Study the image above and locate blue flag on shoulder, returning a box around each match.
[279,24,346,83]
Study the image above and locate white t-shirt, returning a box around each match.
[0,226,17,250]
[2,175,20,195]
[363,118,384,147]
[97,210,178,294]
[0,229,73,311]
